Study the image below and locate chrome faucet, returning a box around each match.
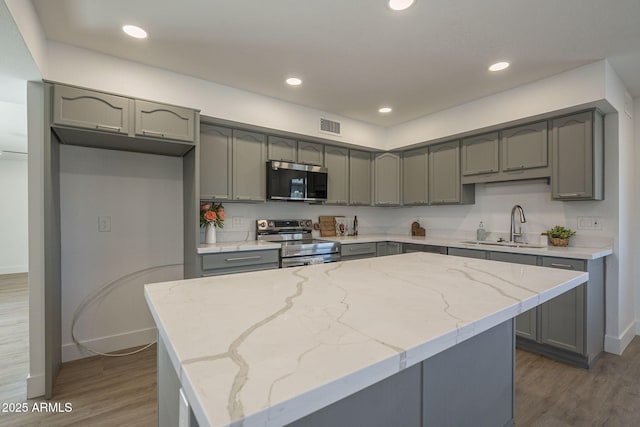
[510,205,526,243]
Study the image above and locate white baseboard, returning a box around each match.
[604,321,637,355]
[0,265,28,275]
[27,373,45,399]
[62,327,158,362]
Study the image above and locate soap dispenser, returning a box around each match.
[476,221,487,241]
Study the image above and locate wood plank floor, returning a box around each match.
[2,273,640,426]
[0,273,29,404]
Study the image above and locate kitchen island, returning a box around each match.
[145,252,588,427]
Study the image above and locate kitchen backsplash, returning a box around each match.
[204,180,614,248]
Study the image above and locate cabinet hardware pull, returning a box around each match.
[95,124,121,131]
[560,193,580,197]
[550,263,575,269]
[142,130,166,137]
[226,256,262,262]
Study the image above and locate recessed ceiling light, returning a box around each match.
[388,0,416,11]
[489,61,510,72]
[122,25,148,39]
[286,77,302,86]
[379,107,393,113]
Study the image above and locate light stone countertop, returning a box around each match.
[145,252,588,427]
[322,234,613,260]
[196,234,612,260]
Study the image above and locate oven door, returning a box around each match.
[280,253,341,268]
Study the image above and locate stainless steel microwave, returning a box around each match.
[266,161,328,202]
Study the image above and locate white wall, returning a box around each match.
[59,145,183,361]
[0,155,28,274]
[634,96,640,336]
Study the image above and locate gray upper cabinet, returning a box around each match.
[52,84,130,135]
[297,141,324,166]
[324,145,349,205]
[551,110,604,201]
[429,141,474,205]
[501,121,548,172]
[200,125,232,200]
[403,147,429,205]
[134,100,196,142]
[267,136,297,162]
[50,83,197,156]
[349,149,372,205]
[374,152,401,206]
[232,130,267,201]
[462,132,499,176]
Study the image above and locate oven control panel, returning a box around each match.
[256,219,313,232]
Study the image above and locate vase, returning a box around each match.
[549,237,569,247]
[205,224,217,244]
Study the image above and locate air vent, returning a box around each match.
[320,118,342,136]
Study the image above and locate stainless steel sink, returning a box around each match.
[461,240,547,249]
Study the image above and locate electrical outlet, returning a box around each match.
[577,216,602,231]
[98,216,111,232]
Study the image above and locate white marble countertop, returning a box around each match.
[322,234,613,260]
[197,240,281,254]
[197,234,612,259]
[145,252,588,427]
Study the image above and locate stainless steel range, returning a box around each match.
[256,219,341,267]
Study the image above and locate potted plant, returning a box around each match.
[200,202,225,244]
[546,225,576,247]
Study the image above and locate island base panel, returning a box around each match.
[290,320,515,427]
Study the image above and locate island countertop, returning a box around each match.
[145,252,588,427]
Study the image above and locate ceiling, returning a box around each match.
[24,0,640,126]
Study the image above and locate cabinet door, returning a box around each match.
[403,147,429,205]
[551,111,603,200]
[448,248,486,259]
[134,100,196,142]
[539,257,586,354]
[374,152,401,206]
[200,125,232,200]
[349,150,372,205]
[267,136,297,162]
[232,130,267,201]
[52,84,130,134]
[429,141,461,204]
[487,251,539,340]
[298,141,324,166]
[462,132,499,176]
[341,242,377,260]
[324,146,349,205]
[387,242,403,255]
[376,242,388,257]
[501,121,548,171]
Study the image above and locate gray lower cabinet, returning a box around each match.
[341,242,377,260]
[324,145,349,205]
[447,248,604,367]
[376,241,403,257]
[374,152,401,206]
[298,141,324,166]
[134,100,196,142]
[551,110,604,201]
[232,130,267,201]
[403,244,447,254]
[268,136,297,162]
[200,249,279,276]
[349,149,372,205]
[200,125,232,200]
[429,141,474,205]
[402,147,429,205]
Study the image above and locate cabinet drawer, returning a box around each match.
[202,249,279,270]
[488,251,537,265]
[541,257,586,272]
[341,242,377,257]
[448,247,486,259]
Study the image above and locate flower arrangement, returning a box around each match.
[200,202,225,229]
[546,225,576,239]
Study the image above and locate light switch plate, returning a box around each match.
[98,216,111,232]
[577,216,602,230]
